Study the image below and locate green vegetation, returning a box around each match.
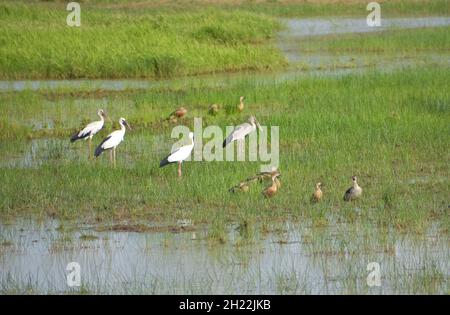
[300,26,450,53]
[0,0,448,295]
[89,0,450,18]
[0,2,284,79]
[1,0,449,79]
[0,66,448,236]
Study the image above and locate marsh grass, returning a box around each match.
[0,2,284,79]
[299,26,450,53]
[89,0,450,18]
[0,1,448,295]
[0,66,448,237]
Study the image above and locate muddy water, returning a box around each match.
[0,220,448,294]
[1,17,449,92]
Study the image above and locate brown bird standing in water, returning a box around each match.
[167,107,187,123]
[237,96,244,112]
[343,176,362,201]
[229,176,260,193]
[208,104,220,116]
[250,170,280,184]
[311,182,323,203]
[229,181,250,193]
[262,170,281,198]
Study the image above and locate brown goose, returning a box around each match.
[229,181,250,193]
[311,182,323,203]
[343,176,362,201]
[167,107,187,123]
[262,170,281,198]
[237,96,244,112]
[208,104,220,116]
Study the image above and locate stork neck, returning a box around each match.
[98,114,104,122]
[120,122,126,132]
[353,181,359,189]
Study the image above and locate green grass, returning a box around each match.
[246,0,449,17]
[0,0,448,295]
[1,0,449,79]
[299,26,450,53]
[0,2,285,79]
[89,0,450,18]
[0,66,448,235]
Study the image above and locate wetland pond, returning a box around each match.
[1,219,448,294]
[1,17,449,92]
[0,17,449,294]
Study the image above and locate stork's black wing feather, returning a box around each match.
[70,130,91,142]
[94,135,112,157]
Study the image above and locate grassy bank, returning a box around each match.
[1,0,449,79]
[0,66,448,236]
[94,0,450,18]
[0,2,284,79]
[299,26,450,53]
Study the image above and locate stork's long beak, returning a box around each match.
[125,121,132,130]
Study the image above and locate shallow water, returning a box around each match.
[278,17,450,38]
[1,17,449,92]
[277,17,450,63]
[0,219,448,294]
[1,16,449,294]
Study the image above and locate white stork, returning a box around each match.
[160,132,194,177]
[94,117,131,167]
[70,109,107,159]
[223,115,262,148]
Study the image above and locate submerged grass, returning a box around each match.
[299,26,450,53]
[0,66,448,235]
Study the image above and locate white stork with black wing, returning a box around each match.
[223,115,261,148]
[95,117,131,167]
[71,109,107,159]
[160,132,194,177]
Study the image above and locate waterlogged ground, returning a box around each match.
[0,219,448,294]
[0,16,449,294]
[1,17,449,92]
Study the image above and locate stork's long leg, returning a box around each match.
[178,161,182,177]
[88,137,93,160]
[109,150,113,165]
[113,147,116,168]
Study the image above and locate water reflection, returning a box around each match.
[0,220,447,294]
